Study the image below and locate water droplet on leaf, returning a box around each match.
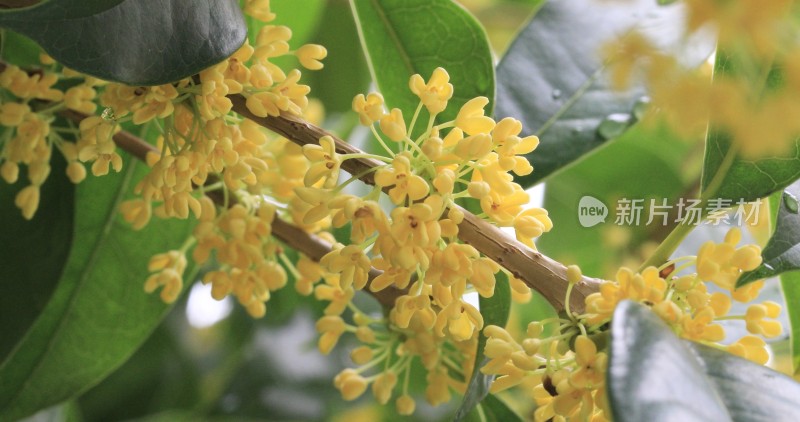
[551,89,562,100]
[597,113,632,140]
[783,191,799,214]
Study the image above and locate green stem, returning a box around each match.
[639,143,740,270]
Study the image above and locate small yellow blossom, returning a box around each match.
[375,153,429,204]
[352,92,386,125]
[296,44,327,70]
[379,108,408,142]
[455,97,495,135]
[409,67,453,114]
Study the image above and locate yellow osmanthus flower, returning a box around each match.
[144,250,188,304]
[375,153,429,204]
[352,92,386,125]
[303,135,341,188]
[379,108,408,142]
[243,0,276,22]
[409,67,453,114]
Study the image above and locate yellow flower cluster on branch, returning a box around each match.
[483,228,781,420]
[4,1,790,419]
[269,64,555,410]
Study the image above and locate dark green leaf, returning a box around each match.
[686,341,800,421]
[738,180,800,286]
[609,300,800,421]
[495,0,712,186]
[0,155,195,420]
[702,53,800,202]
[76,325,202,421]
[0,0,246,85]
[609,300,731,421]
[454,273,511,421]
[0,154,73,362]
[351,0,494,123]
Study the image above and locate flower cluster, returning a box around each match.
[482,228,781,421]
[0,62,114,219]
[272,66,552,411]
[604,1,800,158]
[111,3,328,314]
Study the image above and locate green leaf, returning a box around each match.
[702,133,800,203]
[76,325,202,421]
[0,155,195,421]
[0,154,73,362]
[453,273,511,421]
[701,52,800,202]
[480,394,524,422]
[0,0,246,85]
[495,0,712,186]
[463,393,524,422]
[306,0,371,113]
[269,0,326,48]
[0,28,42,68]
[351,0,494,123]
[738,180,800,286]
[609,300,800,421]
[686,341,800,420]
[781,272,800,374]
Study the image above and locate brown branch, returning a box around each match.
[0,0,40,8]
[229,96,602,313]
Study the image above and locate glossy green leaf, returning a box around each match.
[609,300,730,421]
[454,274,511,421]
[495,0,712,186]
[0,154,73,362]
[738,181,800,286]
[686,341,800,420]
[753,190,800,374]
[0,0,246,85]
[351,0,494,123]
[702,53,800,202]
[609,300,800,421]
[0,155,195,421]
